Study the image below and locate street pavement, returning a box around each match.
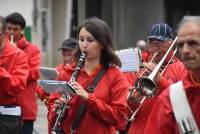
[34,99,48,134]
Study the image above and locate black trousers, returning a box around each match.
[22,120,34,134]
[0,114,22,134]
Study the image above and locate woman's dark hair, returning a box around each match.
[75,17,121,67]
[5,12,26,29]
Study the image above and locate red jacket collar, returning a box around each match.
[189,71,200,88]
[17,35,29,49]
[65,62,103,77]
[181,69,200,90]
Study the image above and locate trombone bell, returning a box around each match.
[135,77,156,96]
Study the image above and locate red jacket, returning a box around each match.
[37,63,68,134]
[126,60,185,134]
[48,65,129,134]
[0,40,28,105]
[44,63,73,134]
[37,63,70,134]
[37,86,49,102]
[16,36,41,120]
[144,69,200,134]
[142,51,150,63]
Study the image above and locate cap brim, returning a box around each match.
[147,36,172,41]
[57,46,74,51]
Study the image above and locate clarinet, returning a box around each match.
[51,52,86,134]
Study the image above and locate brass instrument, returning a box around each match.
[51,52,86,134]
[161,47,177,75]
[127,36,178,122]
[135,36,178,96]
[10,34,17,47]
[10,34,14,44]
[127,51,159,100]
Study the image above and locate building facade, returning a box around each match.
[2,0,199,67]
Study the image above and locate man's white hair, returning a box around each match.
[178,16,200,30]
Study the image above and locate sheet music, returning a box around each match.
[116,48,140,72]
[40,67,59,80]
[39,80,76,95]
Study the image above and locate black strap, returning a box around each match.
[118,122,131,134]
[71,65,108,132]
[87,65,108,93]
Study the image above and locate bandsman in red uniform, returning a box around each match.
[0,16,29,134]
[125,23,184,134]
[144,16,200,134]
[5,12,41,134]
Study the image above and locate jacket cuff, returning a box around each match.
[86,94,95,106]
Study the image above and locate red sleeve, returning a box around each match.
[27,45,41,81]
[157,61,187,94]
[86,70,128,130]
[36,86,49,101]
[157,77,172,93]
[0,50,29,96]
[142,51,150,62]
[144,89,177,134]
[123,72,138,87]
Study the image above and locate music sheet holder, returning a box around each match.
[116,48,140,72]
[40,67,59,80]
[39,80,76,95]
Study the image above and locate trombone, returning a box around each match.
[127,50,159,100]
[10,34,17,47]
[135,36,178,96]
[127,36,178,122]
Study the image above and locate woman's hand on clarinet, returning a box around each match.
[54,97,69,111]
[71,82,89,101]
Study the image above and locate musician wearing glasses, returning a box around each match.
[48,17,128,134]
[5,12,41,134]
[0,16,28,134]
[125,23,185,134]
[144,16,200,134]
[135,40,150,62]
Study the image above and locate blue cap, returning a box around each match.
[147,23,174,41]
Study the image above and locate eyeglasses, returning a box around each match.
[148,38,164,45]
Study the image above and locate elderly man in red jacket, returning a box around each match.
[144,16,200,134]
[122,23,183,134]
[5,12,41,134]
[0,16,29,134]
